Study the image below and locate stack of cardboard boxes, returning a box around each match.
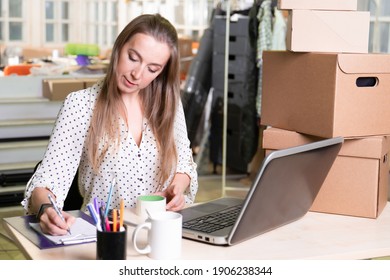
[260,0,390,218]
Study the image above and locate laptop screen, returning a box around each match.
[228,137,343,245]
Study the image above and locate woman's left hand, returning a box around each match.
[155,173,190,211]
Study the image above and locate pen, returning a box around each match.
[47,194,71,235]
[104,216,111,232]
[87,203,102,231]
[93,197,100,213]
[104,178,116,217]
[61,237,97,245]
[99,205,107,232]
[113,209,117,232]
[119,199,124,230]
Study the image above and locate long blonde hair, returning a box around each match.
[87,14,180,187]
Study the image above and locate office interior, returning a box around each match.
[0,0,390,260]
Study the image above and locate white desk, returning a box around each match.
[3,202,390,260]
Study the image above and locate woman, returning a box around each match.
[22,14,198,235]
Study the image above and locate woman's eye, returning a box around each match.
[129,55,137,62]
[148,68,158,74]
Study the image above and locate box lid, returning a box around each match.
[338,53,390,74]
[263,128,390,159]
[287,10,369,54]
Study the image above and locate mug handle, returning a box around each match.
[132,222,152,254]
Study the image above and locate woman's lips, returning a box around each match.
[124,76,137,87]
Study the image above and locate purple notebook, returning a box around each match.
[3,210,95,249]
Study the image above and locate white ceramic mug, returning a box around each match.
[132,211,182,260]
[136,195,166,220]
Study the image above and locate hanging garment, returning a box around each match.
[271,8,287,50]
[256,0,272,118]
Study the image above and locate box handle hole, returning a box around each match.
[356,77,378,87]
[229,36,236,42]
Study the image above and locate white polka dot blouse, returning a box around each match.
[22,80,198,214]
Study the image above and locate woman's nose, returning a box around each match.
[131,66,142,80]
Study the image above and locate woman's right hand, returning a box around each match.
[38,207,75,236]
[31,188,75,235]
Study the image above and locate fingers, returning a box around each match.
[154,185,186,211]
[166,193,185,211]
[39,207,73,236]
[63,211,76,227]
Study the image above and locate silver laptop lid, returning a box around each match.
[228,136,343,245]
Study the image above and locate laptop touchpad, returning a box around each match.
[180,201,233,221]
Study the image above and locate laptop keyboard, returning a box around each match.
[182,205,242,233]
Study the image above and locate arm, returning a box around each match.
[156,102,198,210]
[156,173,190,211]
[31,187,75,235]
[21,89,95,234]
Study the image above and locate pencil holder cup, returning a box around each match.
[96,225,127,260]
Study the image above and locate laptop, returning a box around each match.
[179,136,343,246]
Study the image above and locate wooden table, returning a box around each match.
[2,203,390,260]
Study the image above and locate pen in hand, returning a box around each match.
[47,194,72,235]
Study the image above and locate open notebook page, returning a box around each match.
[29,217,97,245]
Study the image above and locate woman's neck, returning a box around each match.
[121,93,144,146]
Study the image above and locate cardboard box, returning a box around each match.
[261,51,390,138]
[22,47,63,60]
[262,127,390,218]
[83,78,100,88]
[278,0,357,11]
[286,10,369,53]
[43,79,84,101]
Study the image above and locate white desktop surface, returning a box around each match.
[2,202,390,260]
